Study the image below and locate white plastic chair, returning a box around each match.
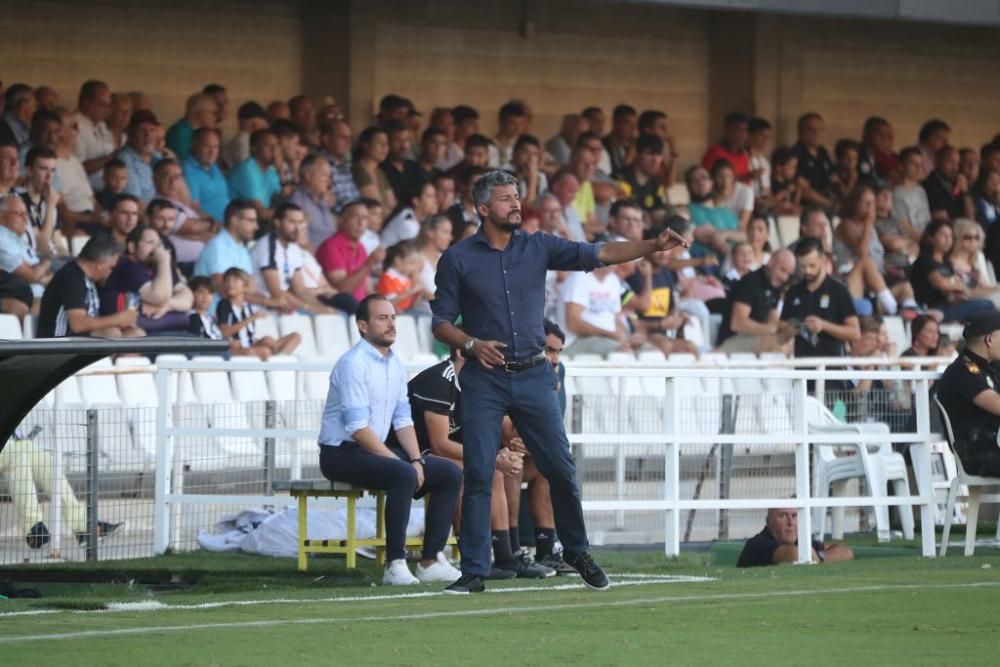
[76,359,144,470]
[278,313,320,360]
[0,313,23,339]
[69,234,91,257]
[114,356,160,463]
[253,312,281,343]
[935,395,1000,556]
[806,397,914,542]
[393,314,421,363]
[183,355,261,470]
[313,314,353,360]
[21,314,35,339]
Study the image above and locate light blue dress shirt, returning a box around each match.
[182,155,230,222]
[193,228,253,278]
[318,338,413,447]
[227,158,280,208]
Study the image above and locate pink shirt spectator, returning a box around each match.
[316,230,370,303]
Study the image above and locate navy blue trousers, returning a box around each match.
[319,443,462,561]
[458,361,589,575]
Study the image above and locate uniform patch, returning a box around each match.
[820,294,830,309]
[966,360,981,374]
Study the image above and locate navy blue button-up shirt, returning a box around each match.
[432,229,604,361]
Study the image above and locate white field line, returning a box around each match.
[1,580,998,643]
[0,573,713,619]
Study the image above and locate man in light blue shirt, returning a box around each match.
[318,294,462,586]
[227,129,281,222]
[182,128,230,222]
[119,110,162,203]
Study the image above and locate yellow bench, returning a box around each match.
[274,479,457,572]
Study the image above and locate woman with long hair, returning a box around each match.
[351,126,396,211]
[947,218,1000,307]
[910,219,995,321]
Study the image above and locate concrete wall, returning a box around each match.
[2,0,999,167]
[0,0,304,135]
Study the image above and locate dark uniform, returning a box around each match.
[716,266,781,346]
[394,359,462,450]
[936,349,1000,476]
[781,275,856,358]
[736,527,825,567]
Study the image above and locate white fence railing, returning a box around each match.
[146,357,946,563]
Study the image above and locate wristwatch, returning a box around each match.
[409,456,426,466]
[463,337,477,353]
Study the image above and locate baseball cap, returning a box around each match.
[129,110,160,128]
[962,311,1000,340]
[237,101,268,122]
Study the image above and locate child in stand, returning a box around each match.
[376,240,430,313]
[187,276,224,341]
[95,159,129,213]
[216,268,300,360]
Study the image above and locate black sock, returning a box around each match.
[508,526,521,552]
[535,527,556,558]
[492,530,514,567]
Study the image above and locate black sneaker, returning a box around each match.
[536,552,577,575]
[484,566,517,580]
[25,522,50,549]
[564,552,610,591]
[505,548,556,579]
[76,521,124,546]
[444,574,485,595]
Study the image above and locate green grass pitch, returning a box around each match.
[1,544,998,666]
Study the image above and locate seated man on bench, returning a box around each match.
[737,506,853,567]
[398,343,555,579]
[318,294,462,586]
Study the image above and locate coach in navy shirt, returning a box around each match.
[431,170,687,594]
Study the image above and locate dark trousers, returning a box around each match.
[319,443,462,561]
[458,361,588,576]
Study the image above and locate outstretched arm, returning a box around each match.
[597,227,688,266]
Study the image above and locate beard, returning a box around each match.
[493,209,522,232]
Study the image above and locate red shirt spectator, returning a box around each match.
[315,201,383,303]
[702,112,751,182]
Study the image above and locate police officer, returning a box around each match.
[936,311,1000,476]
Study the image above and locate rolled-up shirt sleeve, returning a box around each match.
[431,249,461,331]
[334,361,371,434]
[542,233,605,272]
[391,360,415,431]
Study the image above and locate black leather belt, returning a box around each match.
[502,353,547,373]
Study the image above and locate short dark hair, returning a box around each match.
[274,202,303,221]
[104,158,126,173]
[771,146,796,167]
[421,126,446,144]
[78,235,123,262]
[146,198,176,218]
[724,111,749,128]
[112,193,140,210]
[24,146,56,167]
[544,319,566,344]
[794,236,824,258]
[202,83,226,96]
[250,128,275,150]
[356,294,390,326]
[465,133,491,150]
[574,131,601,148]
[898,146,922,164]
[862,116,889,139]
[383,119,409,136]
[918,119,950,144]
[498,100,528,121]
[635,133,664,155]
[609,199,641,218]
[451,105,479,125]
[271,118,302,140]
[748,117,771,134]
[224,199,256,227]
[980,142,1000,162]
[709,157,734,176]
[223,267,249,283]
[358,125,388,147]
[513,133,540,152]
[637,110,666,134]
[612,104,637,122]
[188,275,213,293]
[152,158,180,179]
[77,79,108,109]
[835,139,861,161]
[192,127,220,145]
[799,205,826,230]
[797,112,823,133]
[581,106,602,119]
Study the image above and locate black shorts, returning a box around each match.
[0,270,33,308]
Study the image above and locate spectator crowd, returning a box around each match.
[2,78,999,363]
